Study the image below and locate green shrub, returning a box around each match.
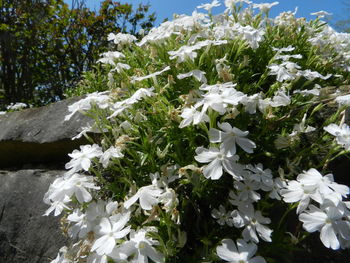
[45,1,350,263]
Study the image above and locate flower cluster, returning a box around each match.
[45,1,350,262]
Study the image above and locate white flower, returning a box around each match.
[268,62,300,82]
[245,163,273,191]
[107,32,136,48]
[268,178,286,200]
[111,62,131,73]
[44,195,71,216]
[229,191,255,214]
[6,102,27,111]
[211,205,235,226]
[280,179,322,214]
[293,114,316,134]
[67,209,91,238]
[65,144,103,174]
[241,93,261,114]
[177,70,207,83]
[131,66,170,83]
[297,69,331,80]
[46,173,100,204]
[241,205,273,243]
[194,146,243,180]
[124,185,164,210]
[299,204,343,250]
[335,94,350,107]
[272,45,295,53]
[159,188,178,212]
[50,247,71,263]
[168,45,200,63]
[197,0,221,13]
[234,180,261,202]
[100,146,124,168]
[65,92,111,121]
[196,83,245,115]
[293,88,320,96]
[209,122,256,156]
[297,168,349,204]
[91,213,131,255]
[179,106,209,128]
[216,239,266,263]
[270,89,291,107]
[224,0,252,10]
[87,253,108,263]
[310,10,332,18]
[108,87,155,119]
[324,123,350,151]
[112,228,164,263]
[253,2,279,13]
[97,51,125,66]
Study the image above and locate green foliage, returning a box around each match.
[0,0,155,108]
[45,3,350,263]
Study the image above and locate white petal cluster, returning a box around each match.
[65,92,111,121]
[216,239,266,263]
[281,168,350,249]
[324,123,350,151]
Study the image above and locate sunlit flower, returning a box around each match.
[253,2,279,13]
[65,144,103,174]
[91,213,131,255]
[194,146,243,180]
[197,0,221,13]
[216,239,266,263]
[241,205,273,243]
[209,122,256,156]
[177,70,207,83]
[324,123,350,151]
[112,228,165,263]
[100,146,124,168]
[299,204,344,250]
[124,185,164,210]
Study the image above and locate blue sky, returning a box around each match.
[79,0,348,26]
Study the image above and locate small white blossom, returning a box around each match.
[241,205,273,243]
[253,2,279,13]
[177,70,207,83]
[194,146,243,180]
[216,239,266,263]
[100,146,124,168]
[131,66,170,83]
[65,144,103,174]
[97,51,125,66]
[65,92,111,121]
[91,213,131,255]
[299,204,345,250]
[324,123,350,151]
[310,10,333,18]
[197,0,221,13]
[212,205,235,226]
[209,122,256,156]
[179,106,209,128]
[113,228,165,263]
[124,185,164,210]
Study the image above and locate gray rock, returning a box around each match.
[0,169,68,263]
[0,96,92,143]
[0,97,94,168]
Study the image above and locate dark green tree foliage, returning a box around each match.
[0,0,155,107]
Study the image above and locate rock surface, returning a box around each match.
[0,169,68,263]
[0,96,94,168]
